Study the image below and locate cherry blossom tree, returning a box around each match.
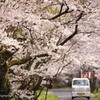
[0,0,100,99]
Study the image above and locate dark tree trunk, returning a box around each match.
[0,62,10,100]
[90,71,96,93]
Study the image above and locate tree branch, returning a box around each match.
[7,56,32,68]
[54,60,72,78]
[76,11,84,23]
[60,24,78,45]
[7,53,49,68]
[18,77,32,90]
[49,4,73,20]
[34,53,49,59]
[55,11,83,46]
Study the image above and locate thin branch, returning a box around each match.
[59,3,64,14]
[35,86,44,100]
[60,24,78,45]
[58,60,73,75]
[49,5,74,20]
[34,53,49,59]
[56,34,62,46]
[54,60,72,77]
[18,78,32,90]
[76,11,84,23]
[67,40,78,52]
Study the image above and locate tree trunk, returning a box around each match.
[0,62,10,100]
[90,71,96,93]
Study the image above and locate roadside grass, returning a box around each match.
[64,87,72,90]
[10,90,60,100]
[91,92,100,100]
[50,87,72,91]
[38,91,60,100]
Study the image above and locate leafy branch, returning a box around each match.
[49,3,74,20]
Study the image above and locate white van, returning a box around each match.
[71,78,90,99]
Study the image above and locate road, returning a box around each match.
[50,89,97,100]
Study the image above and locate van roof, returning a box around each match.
[72,78,89,80]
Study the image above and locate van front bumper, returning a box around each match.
[72,92,90,97]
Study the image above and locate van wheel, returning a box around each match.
[87,97,90,99]
[72,97,74,99]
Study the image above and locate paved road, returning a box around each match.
[50,89,97,100]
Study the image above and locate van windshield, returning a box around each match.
[73,79,89,86]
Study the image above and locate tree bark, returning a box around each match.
[90,71,97,93]
[0,49,32,100]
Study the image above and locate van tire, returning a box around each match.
[72,97,74,99]
[87,97,90,99]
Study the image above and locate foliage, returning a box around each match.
[0,0,100,100]
[91,92,100,100]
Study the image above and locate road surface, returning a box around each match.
[50,89,97,100]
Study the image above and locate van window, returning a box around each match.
[73,79,88,86]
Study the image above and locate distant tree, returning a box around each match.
[0,0,100,99]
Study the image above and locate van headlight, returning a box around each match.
[86,88,90,92]
[72,88,75,92]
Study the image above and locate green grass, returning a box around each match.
[50,87,72,91]
[91,92,100,100]
[10,92,60,100]
[64,87,72,90]
[38,91,60,100]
